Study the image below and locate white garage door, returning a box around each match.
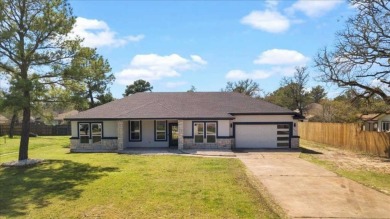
[235,124,290,148]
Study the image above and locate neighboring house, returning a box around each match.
[53,110,79,125]
[0,114,9,124]
[361,111,390,132]
[65,92,303,152]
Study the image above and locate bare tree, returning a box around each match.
[314,0,389,104]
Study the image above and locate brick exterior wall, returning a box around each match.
[117,120,124,151]
[70,139,118,152]
[178,120,184,150]
[183,138,234,149]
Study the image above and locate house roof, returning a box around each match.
[54,110,79,121]
[65,92,296,120]
[359,111,390,121]
[0,114,9,123]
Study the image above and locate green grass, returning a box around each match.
[0,136,280,218]
[300,141,390,195]
[0,136,70,155]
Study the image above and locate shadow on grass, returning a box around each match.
[300,147,323,155]
[0,160,118,217]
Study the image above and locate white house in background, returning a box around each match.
[65,92,304,152]
[361,111,390,132]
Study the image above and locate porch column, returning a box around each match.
[117,120,124,151]
[178,120,184,150]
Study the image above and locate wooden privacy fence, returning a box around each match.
[299,122,390,157]
[0,124,71,136]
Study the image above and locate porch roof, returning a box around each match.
[65,92,296,120]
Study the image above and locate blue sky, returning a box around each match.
[68,0,355,98]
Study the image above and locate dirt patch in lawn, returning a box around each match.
[301,140,390,174]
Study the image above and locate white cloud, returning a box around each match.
[190,55,207,65]
[226,70,271,80]
[371,79,390,94]
[254,49,309,65]
[270,66,299,77]
[265,0,279,9]
[165,81,188,88]
[241,10,290,33]
[116,54,206,85]
[126,34,145,42]
[69,17,144,48]
[287,0,344,18]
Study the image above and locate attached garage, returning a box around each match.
[234,123,292,149]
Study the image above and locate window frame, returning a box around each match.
[206,122,217,143]
[193,121,218,144]
[382,121,390,132]
[79,123,90,144]
[129,120,142,142]
[91,123,102,143]
[155,120,167,141]
[194,122,204,143]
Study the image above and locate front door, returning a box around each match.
[169,123,179,148]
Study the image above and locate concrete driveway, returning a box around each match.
[236,151,390,218]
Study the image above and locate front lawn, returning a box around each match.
[0,136,279,218]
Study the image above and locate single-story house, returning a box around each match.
[65,92,303,152]
[361,111,390,132]
[52,110,79,125]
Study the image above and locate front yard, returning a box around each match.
[0,136,279,218]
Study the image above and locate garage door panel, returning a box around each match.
[236,125,278,148]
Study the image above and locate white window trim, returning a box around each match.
[91,123,102,143]
[130,120,141,141]
[155,120,167,141]
[206,122,217,143]
[79,123,90,144]
[194,122,204,143]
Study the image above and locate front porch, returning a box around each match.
[70,119,235,153]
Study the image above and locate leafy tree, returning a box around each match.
[0,82,23,138]
[281,67,310,115]
[223,79,262,97]
[187,85,196,92]
[335,89,389,114]
[63,47,114,109]
[314,0,390,104]
[310,85,327,103]
[0,0,80,161]
[264,85,295,109]
[310,99,359,123]
[123,79,153,96]
[96,92,115,106]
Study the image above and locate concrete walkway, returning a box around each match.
[236,151,390,218]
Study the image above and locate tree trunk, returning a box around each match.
[18,94,31,161]
[8,113,17,138]
[88,87,94,109]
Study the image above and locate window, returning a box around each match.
[206,122,216,143]
[91,123,102,143]
[79,123,90,143]
[130,120,141,141]
[155,120,167,141]
[382,122,390,132]
[194,122,204,143]
[277,124,290,129]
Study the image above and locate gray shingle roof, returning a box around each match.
[65,92,295,120]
